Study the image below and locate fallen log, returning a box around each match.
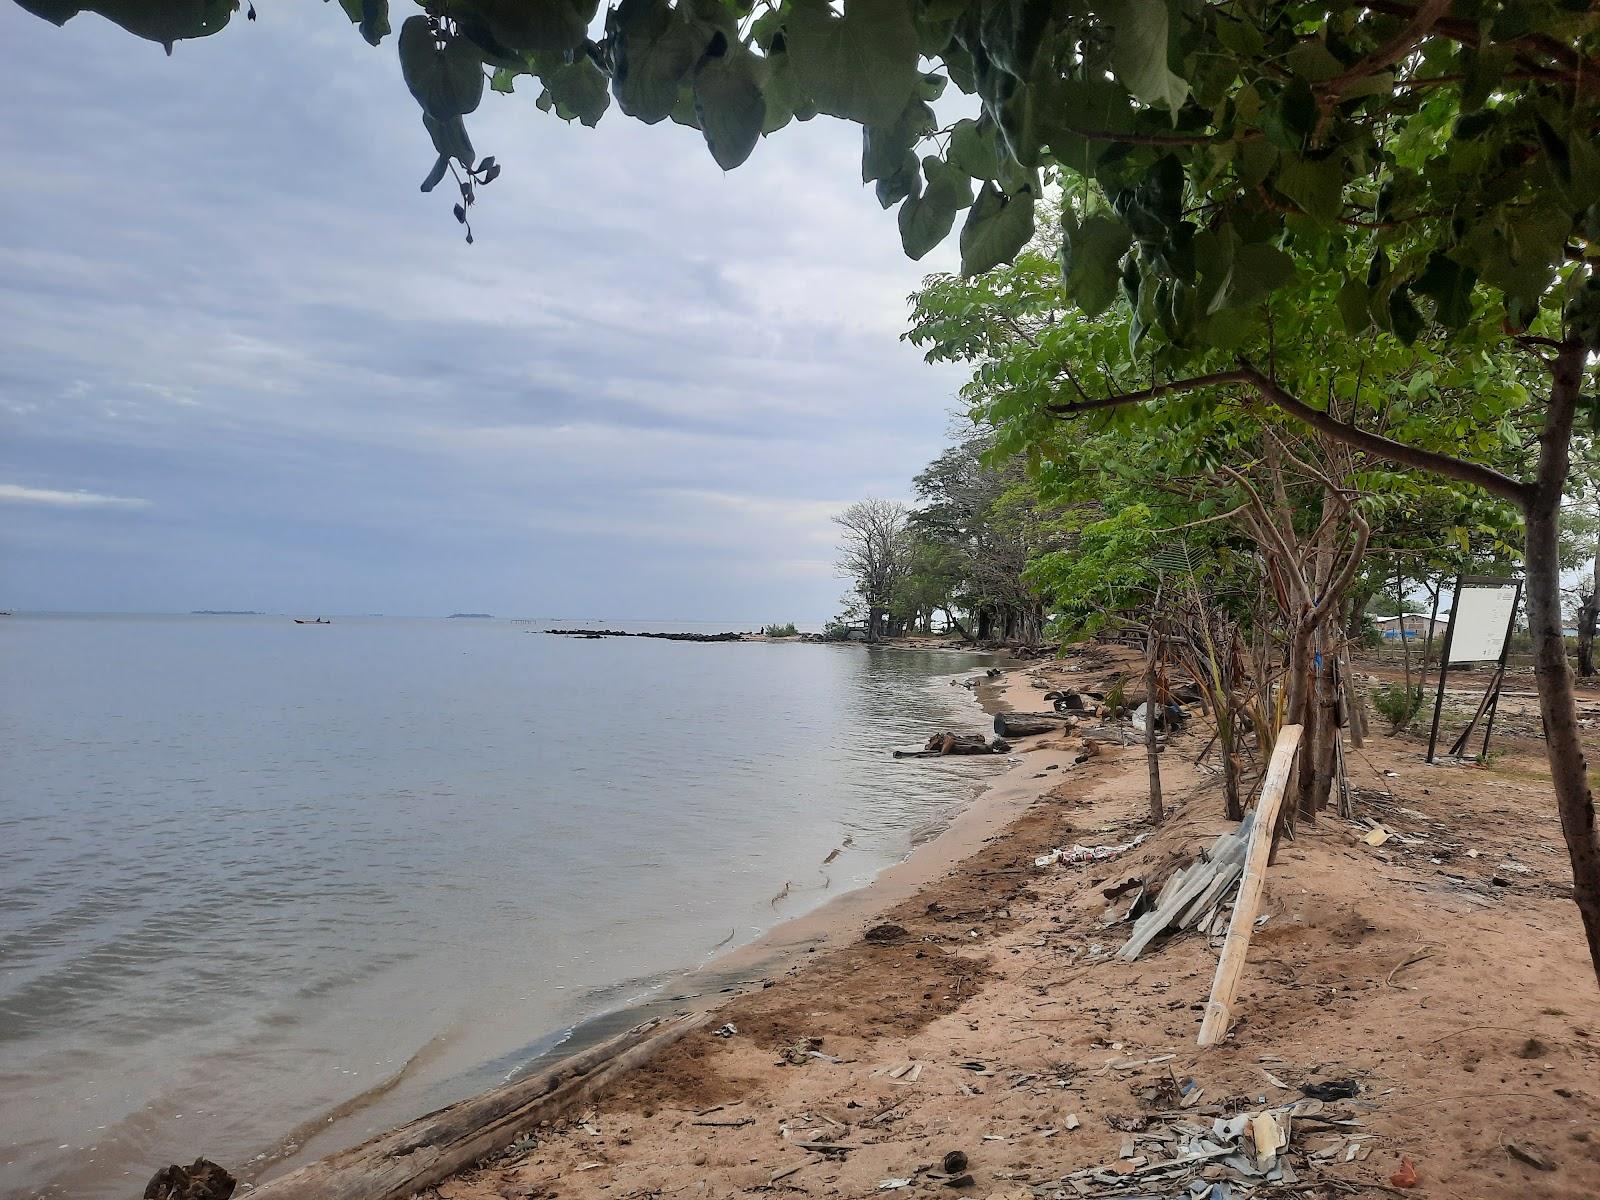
[1198,724,1303,1048]
[892,733,1010,758]
[239,1012,708,1200]
[993,712,1076,738]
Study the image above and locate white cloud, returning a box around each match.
[0,484,150,509]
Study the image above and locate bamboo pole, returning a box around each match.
[1197,724,1303,1048]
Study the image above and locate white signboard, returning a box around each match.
[1448,582,1519,663]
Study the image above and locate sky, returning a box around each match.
[0,2,972,622]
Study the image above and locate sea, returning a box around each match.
[0,614,1002,1199]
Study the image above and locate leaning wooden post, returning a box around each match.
[1197,723,1303,1048]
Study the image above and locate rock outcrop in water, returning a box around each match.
[543,628,744,642]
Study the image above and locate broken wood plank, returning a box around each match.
[1197,724,1303,1048]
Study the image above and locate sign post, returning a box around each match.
[1425,575,1523,764]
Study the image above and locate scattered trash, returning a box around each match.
[1118,816,1254,960]
[1363,826,1393,847]
[941,1150,969,1174]
[712,1022,737,1038]
[1037,833,1150,870]
[1065,1113,1081,1130]
[1299,1079,1360,1101]
[1506,1142,1555,1171]
[876,1178,913,1190]
[779,1036,824,1065]
[1389,1157,1419,1188]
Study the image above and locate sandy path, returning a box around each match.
[432,654,1599,1200]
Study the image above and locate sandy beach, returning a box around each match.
[349,647,1599,1200]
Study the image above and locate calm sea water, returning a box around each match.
[0,615,999,1199]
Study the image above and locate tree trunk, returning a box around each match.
[1144,620,1163,824]
[1527,343,1600,990]
[942,606,972,641]
[1579,546,1598,677]
[1221,709,1243,822]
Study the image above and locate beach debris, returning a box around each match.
[1299,1079,1360,1101]
[1036,833,1150,870]
[864,922,909,944]
[1506,1142,1556,1171]
[942,1149,969,1174]
[712,1022,738,1038]
[1389,1157,1419,1187]
[143,1158,236,1200]
[1364,825,1394,847]
[893,733,1012,758]
[779,1036,826,1066]
[1118,815,1254,961]
[876,1178,913,1190]
[994,711,1078,738]
[1131,700,1188,733]
[692,1116,754,1128]
[1065,1113,1081,1130]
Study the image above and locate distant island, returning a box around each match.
[191,610,262,615]
[448,613,493,619]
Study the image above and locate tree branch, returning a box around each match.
[1044,364,1534,508]
[1045,369,1253,416]
[1321,0,1452,97]
[1235,362,1534,507]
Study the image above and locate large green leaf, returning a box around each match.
[1061,213,1132,318]
[545,57,611,127]
[1109,0,1189,114]
[899,192,955,260]
[422,111,475,167]
[862,99,936,183]
[947,116,1004,181]
[959,182,1035,277]
[1274,156,1343,224]
[608,0,705,125]
[1414,252,1478,329]
[448,0,595,58]
[1223,242,1294,309]
[694,42,765,170]
[336,0,389,46]
[786,0,920,127]
[400,17,485,120]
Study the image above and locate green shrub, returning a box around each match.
[1374,683,1424,733]
[763,622,800,638]
[822,621,852,641]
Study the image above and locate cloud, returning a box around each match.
[0,483,150,509]
[0,5,973,618]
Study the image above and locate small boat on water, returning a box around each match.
[293,617,331,625]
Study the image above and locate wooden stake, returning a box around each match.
[1197,724,1303,1048]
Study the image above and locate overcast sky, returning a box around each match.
[0,3,970,621]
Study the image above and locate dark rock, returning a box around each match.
[144,1158,236,1200]
[863,922,908,944]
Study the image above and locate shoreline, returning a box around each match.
[239,652,1019,1190]
[246,650,1599,1200]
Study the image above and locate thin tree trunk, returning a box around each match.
[1527,344,1600,989]
[1579,543,1599,677]
[1144,615,1163,824]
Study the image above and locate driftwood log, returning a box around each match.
[993,711,1076,738]
[239,1012,707,1200]
[893,733,1010,758]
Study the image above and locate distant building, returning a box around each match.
[1371,613,1446,640]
